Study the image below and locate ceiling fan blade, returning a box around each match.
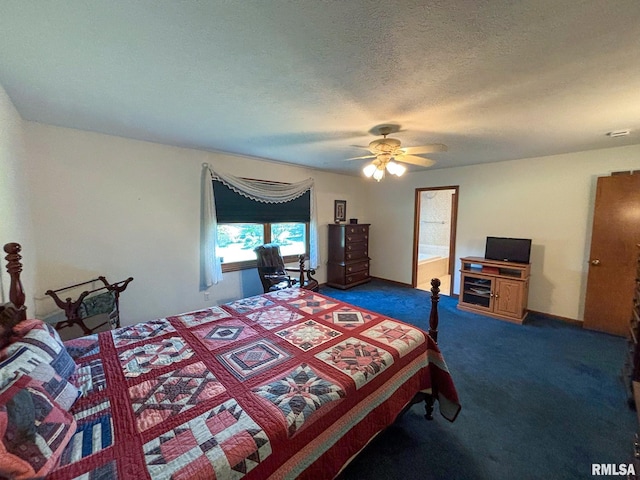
[396,155,436,168]
[345,154,376,161]
[401,144,448,155]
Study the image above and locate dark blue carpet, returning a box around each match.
[321,279,636,480]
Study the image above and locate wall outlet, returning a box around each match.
[204,292,210,301]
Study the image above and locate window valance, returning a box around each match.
[213,171,314,203]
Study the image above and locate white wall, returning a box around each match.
[14,114,640,324]
[0,85,36,311]
[367,145,640,321]
[24,122,369,325]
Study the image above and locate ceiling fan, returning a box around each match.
[347,126,447,181]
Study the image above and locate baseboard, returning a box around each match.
[370,276,412,288]
[527,309,582,327]
[324,276,456,296]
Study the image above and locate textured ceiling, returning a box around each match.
[1,0,639,175]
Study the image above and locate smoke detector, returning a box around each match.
[607,129,630,137]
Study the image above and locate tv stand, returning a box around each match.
[457,257,530,324]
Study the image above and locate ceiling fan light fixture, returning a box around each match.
[386,161,398,175]
[393,162,406,176]
[372,168,384,182]
[352,127,446,182]
[363,163,377,178]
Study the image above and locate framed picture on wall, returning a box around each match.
[334,200,347,223]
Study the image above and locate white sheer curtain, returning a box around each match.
[200,164,319,289]
[201,165,223,288]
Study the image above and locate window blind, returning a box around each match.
[213,180,311,223]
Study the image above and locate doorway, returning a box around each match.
[413,186,459,296]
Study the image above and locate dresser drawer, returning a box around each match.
[345,225,369,235]
[345,249,368,261]
[345,241,367,255]
[345,233,369,244]
[345,260,369,275]
[326,261,371,288]
[345,270,370,285]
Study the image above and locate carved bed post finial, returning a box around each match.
[429,277,440,343]
[4,243,25,310]
[298,255,305,286]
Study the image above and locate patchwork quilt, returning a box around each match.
[50,289,460,480]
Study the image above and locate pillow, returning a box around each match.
[0,346,79,410]
[5,319,77,381]
[0,373,76,479]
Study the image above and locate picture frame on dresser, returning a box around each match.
[334,199,346,223]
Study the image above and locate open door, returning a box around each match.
[583,173,640,336]
[412,187,459,295]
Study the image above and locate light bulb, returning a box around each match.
[363,163,376,178]
[372,168,384,181]
[386,161,398,175]
[394,163,406,176]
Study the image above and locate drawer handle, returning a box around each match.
[348,267,352,272]
[347,236,352,241]
[350,228,355,233]
[348,246,352,250]
[364,251,367,255]
[347,276,352,282]
[364,235,368,239]
[347,254,352,259]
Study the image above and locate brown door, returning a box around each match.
[584,174,640,336]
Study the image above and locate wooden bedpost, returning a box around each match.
[2,242,27,324]
[422,277,441,420]
[298,255,305,287]
[429,277,440,343]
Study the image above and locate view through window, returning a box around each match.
[217,222,306,264]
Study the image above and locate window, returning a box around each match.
[213,180,311,272]
[217,222,308,271]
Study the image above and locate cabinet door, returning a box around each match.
[460,273,494,312]
[494,278,524,318]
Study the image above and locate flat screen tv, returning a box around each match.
[484,236,532,264]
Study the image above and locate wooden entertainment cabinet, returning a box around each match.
[457,257,530,324]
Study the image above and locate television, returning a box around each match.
[484,236,532,264]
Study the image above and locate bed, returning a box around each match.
[0,242,460,480]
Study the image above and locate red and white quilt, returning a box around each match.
[50,289,460,479]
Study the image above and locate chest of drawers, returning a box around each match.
[326,223,371,289]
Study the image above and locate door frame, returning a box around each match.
[412,186,459,294]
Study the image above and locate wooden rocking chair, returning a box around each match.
[254,244,318,293]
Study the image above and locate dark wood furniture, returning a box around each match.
[44,276,133,340]
[0,243,27,348]
[624,244,640,413]
[326,223,371,289]
[457,256,530,324]
[254,244,318,293]
[626,245,640,475]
